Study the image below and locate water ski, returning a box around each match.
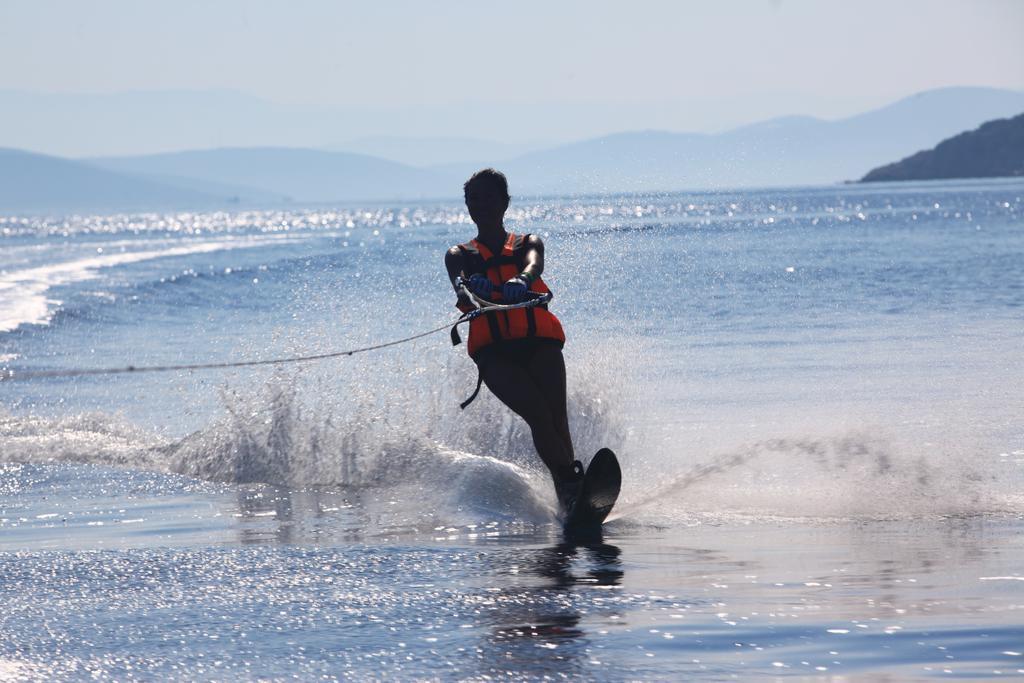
[563,448,621,535]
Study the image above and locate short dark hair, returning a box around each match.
[464,168,510,201]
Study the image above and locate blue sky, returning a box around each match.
[1,0,1021,138]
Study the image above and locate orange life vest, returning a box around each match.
[456,232,566,357]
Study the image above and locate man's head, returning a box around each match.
[464,168,510,227]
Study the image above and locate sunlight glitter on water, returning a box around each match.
[3,464,1024,680]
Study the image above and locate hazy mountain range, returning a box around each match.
[1,86,1022,211]
[90,148,452,204]
[483,87,1024,193]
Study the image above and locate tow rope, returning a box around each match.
[0,319,461,383]
[0,279,553,410]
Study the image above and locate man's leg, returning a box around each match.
[480,356,573,475]
[526,345,575,464]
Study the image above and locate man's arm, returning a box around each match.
[445,247,474,311]
[520,234,545,282]
[445,246,465,289]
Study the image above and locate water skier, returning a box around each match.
[445,169,584,513]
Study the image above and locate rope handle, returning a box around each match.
[454,276,552,311]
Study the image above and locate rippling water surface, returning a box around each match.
[2,179,1023,680]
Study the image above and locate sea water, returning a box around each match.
[1,179,1022,680]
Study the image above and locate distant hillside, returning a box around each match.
[6,87,1024,212]
[472,87,1024,193]
[0,148,227,212]
[90,148,453,202]
[85,87,1020,204]
[861,113,1024,182]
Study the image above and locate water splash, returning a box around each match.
[1,333,1018,523]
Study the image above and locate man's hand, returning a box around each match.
[468,273,494,298]
[502,275,529,303]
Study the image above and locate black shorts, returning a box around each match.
[471,337,565,367]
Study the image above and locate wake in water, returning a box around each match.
[0,234,313,334]
[0,346,630,530]
[620,431,1017,522]
[2,350,1020,528]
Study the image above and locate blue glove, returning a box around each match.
[502,275,529,303]
[467,273,493,298]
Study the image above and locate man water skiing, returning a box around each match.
[444,168,585,513]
